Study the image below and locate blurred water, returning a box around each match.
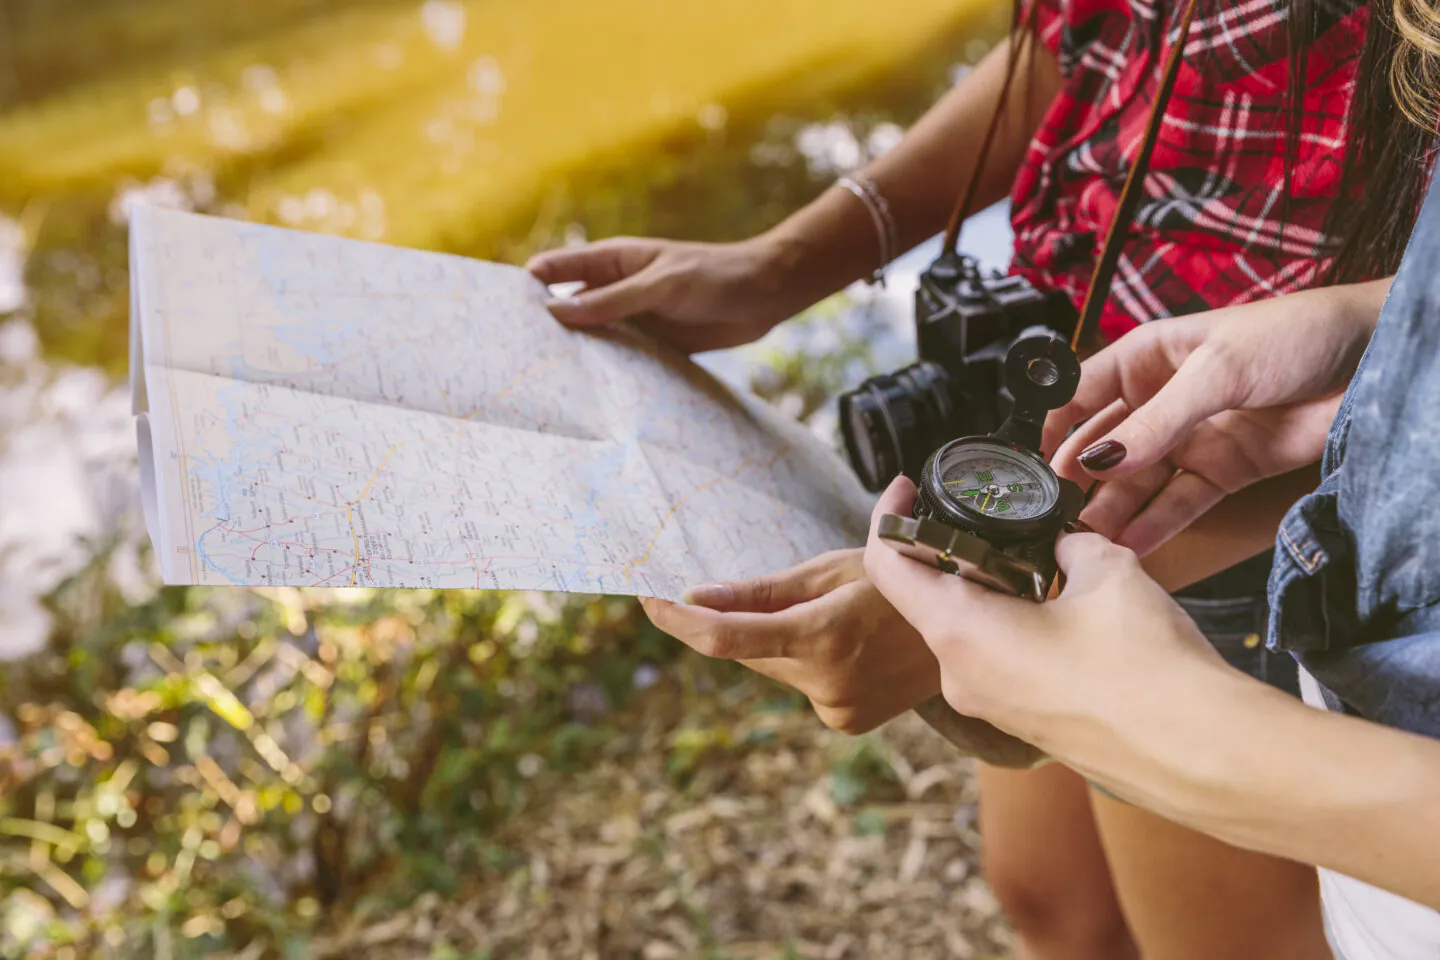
[0,215,25,314]
[0,321,152,658]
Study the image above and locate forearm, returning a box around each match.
[1142,465,1321,592]
[1089,665,1440,908]
[1334,275,1394,335]
[760,33,1060,308]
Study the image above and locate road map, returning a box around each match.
[129,208,874,598]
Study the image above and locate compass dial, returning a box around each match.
[934,439,1060,522]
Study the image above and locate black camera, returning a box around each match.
[838,251,1077,492]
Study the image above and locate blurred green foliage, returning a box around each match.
[2,536,683,957]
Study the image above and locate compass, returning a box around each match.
[877,335,1084,602]
[919,437,1063,534]
[875,335,1086,770]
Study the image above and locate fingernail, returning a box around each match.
[1062,520,1094,535]
[682,583,734,607]
[545,296,581,311]
[1078,439,1127,471]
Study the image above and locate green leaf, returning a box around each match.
[854,809,888,837]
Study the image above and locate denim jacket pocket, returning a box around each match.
[1267,474,1361,654]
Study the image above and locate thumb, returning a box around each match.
[869,475,919,538]
[1075,351,1239,478]
[1053,529,1137,594]
[526,237,655,285]
[546,272,663,329]
[682,550,861,613]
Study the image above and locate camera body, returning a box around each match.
[915,253,1076,435]
[839,252,1077,492]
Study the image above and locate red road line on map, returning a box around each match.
[311,565,357,587]
[232,519,297,535]
[254,481,345,511]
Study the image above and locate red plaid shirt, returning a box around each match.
[1009,0,1369,343]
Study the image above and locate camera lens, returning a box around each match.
[839,361,955,492]
[1026,356,1060,386]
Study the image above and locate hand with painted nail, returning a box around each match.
[526,236,808,354]
[1040,279,1392,555]
[638,549,941,734]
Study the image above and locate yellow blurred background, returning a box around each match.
[2,0,1003,369]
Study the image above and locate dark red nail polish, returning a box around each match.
[1078,439,1127,471]
[1062,520,1094,535]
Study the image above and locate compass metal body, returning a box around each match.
[877,335,1085,603]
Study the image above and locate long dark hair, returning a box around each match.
[1305,0,1438,282]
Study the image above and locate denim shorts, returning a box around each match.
[1089,551,1298,803]
[1172,549,1300,698]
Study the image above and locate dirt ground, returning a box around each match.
[309,672,1013,960]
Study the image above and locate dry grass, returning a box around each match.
[303,672,1012,960]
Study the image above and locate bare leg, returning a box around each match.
[977,763,1138,960]
[1091,787,1331,960]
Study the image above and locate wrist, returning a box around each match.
[730,231,811,336]
[755,184,894,310]
[747,227,810,293]
[1081,657,1440,896]
[1074,660,1334,850]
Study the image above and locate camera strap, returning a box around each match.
[942,0,1203,353]
[939,0,1039,253]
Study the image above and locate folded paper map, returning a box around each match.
[129,209,873,598]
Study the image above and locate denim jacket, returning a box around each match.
[1267,166,1440,739]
